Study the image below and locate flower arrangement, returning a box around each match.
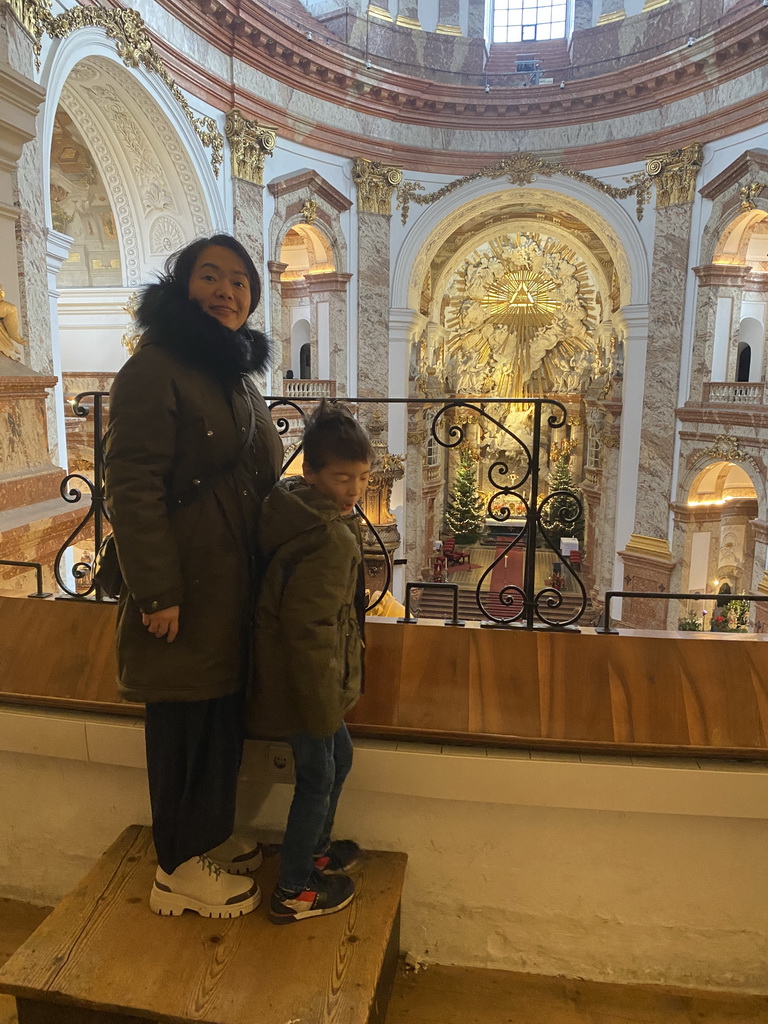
[710,599,750,632]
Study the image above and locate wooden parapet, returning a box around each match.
[0,825,406,1024]
[1,595,767,757]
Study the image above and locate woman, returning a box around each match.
[104,235,283,918]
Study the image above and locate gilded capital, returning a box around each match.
[352,158,403,215]
[225,110,277,186]
[645,143,703,207]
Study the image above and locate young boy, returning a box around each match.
[249,401,373,924]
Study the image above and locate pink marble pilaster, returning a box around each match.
[632,202,695,540]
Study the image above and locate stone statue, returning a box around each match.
[0,286,28,361]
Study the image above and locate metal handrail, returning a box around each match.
[0,560,52,599]
[398,581,465,627]
[599,590,768,635]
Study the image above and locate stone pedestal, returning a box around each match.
[619,534,677,629]
[0,355,62,511]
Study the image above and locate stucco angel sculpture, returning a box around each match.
[0,286,28,361]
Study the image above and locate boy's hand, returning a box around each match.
[142,606,180,643]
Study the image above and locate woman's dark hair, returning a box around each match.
[303,400,374,471]
[165,234,261,316]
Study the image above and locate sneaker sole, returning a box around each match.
[316,856,360,876]
[216,848,263,875]
[150,884,262,918]
[269,891,354,925]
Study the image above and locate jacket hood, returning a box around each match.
[259,476,348,557]
[136,277,271,385]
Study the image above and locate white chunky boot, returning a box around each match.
[208,834,263,875]
[150,854,261,918]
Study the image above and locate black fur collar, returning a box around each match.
[136,277,270,385]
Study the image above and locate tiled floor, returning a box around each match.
[1,898,766,1024]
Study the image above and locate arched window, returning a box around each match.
[736,342,751,383]
[492,0,568,43]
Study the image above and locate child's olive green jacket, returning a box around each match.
[248,476,363,739]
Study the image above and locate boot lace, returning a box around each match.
[197,854,222,879]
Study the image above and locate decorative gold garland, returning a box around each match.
[11,0,223,177]
[396,153,653,224]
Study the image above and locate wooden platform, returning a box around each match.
[0,826,407,1024]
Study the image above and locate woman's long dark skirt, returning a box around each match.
[144,689,245,874]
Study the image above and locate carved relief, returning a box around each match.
[352,158,403,216]
[149,215,184,255]
[224,110,276,186]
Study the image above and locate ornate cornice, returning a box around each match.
[224,109,276,185]
[646,143,703,207]
[692,264,756,288]
[699,149,768,201]
[352,159,403,215]
[149,0,768,131]
[267,169,352,212]
[6,0,223,176]
[396,152,652,224]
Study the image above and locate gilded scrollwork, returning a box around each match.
[224,110,277,186]
[645,143,703,207]
[352,158,403,215]
[702,433,759,472]
[12,2,223,177]
[396,153,653,225]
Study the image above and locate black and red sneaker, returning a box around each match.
[314,839,361,875]
[269,872,355,924]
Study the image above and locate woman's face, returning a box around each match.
[188,244,251,331]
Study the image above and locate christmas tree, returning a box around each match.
[541,443,584,547]
[445,449,486,544]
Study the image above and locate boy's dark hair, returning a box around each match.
[302,400,374,471]
[165,234,261,316]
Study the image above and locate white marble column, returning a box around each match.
[46,229,73,469]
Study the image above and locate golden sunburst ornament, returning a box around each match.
[481,267,562,336]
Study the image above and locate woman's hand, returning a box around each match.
[142,606,180,643]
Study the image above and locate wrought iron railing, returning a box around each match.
[51,393,588,629]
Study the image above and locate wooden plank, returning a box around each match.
[0,596,120,707]
[17,1001,147,1024]
[0,827,407,1024]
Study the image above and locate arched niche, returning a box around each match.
[392,177,647,313]
[41,42,218,374]
[737,318,763,383]
[681,460,760,596]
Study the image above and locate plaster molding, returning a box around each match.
[700,149,768,202]
[267,169,352,213]
[392,179,648,313]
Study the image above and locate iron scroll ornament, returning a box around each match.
[430,398,587,629]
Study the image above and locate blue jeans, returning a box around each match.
[279,723,354,891]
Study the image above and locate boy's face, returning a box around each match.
[303,458,372,515]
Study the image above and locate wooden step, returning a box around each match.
[0,826,407,1024]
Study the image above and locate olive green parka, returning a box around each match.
[247,477,364,739]
[104,279,283,704]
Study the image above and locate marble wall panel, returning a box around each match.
[633,203,693,541]
[357,212,391,400]
[233,179,266,333]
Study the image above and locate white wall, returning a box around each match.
[57,288,133,373]
[1,706,767,994]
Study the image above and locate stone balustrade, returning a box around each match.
[705,381,768,406]
[283,378,337,399]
